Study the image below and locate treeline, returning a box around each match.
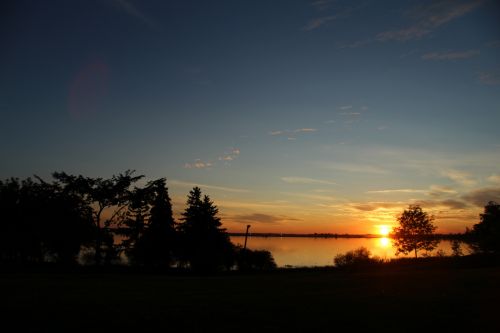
[0,171,276,271]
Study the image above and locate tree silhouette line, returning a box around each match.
[334,203,500,267]
[391,203,500,258]
[0,171,276,271]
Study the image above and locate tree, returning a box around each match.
[118,185,150,262]
[0,178,42,263]
[0,176,94,265]
[53,170,143,264]
[36,177,94,264]
[179,187,234,271]
[468,201,500,254]
[392,205,438,258]
[129,179,177,266]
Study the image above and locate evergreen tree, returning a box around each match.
[132,179,177,266]
[179,187,234,271]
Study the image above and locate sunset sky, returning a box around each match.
[2,0,500,234]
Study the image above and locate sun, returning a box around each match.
[377,225,391,236]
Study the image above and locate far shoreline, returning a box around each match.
[228,232,466,239]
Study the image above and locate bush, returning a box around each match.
[334,247,381,268]
[236,247,277,271]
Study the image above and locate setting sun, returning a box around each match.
[377,225,392,236]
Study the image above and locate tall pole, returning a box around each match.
[243,225,251,250]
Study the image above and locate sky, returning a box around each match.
[1,0,500,234]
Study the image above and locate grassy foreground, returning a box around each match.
[2,264,500,332]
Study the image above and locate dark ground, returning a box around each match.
[2,264,500,332]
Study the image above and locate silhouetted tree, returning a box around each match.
[236,247,277,271]
[0,178,41,263]
[0,177,94,264]
[53,170,143,264]
[179,187,234,271]
[118,185,149,261]
[129,179,177,266]
[38,177,94,264]
[468,201,500,254]
[392,205,438,258]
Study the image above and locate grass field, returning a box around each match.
[2,264,500,332]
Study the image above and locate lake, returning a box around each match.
[230,236,468,267]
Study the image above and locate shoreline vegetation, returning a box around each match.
[2,172,500,331]
[228,232,467,239]
[1,171,498,272]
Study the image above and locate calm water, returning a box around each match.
[231,236,467,267]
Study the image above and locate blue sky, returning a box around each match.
[2,0,500,233]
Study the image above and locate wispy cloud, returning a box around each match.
[281,192,336,202]
[339,112,361,116]
[368,185,459,197]
[377,0,483,42]
[322,162,387,174]
[478,69,500,85]
[229,213,300,224]
[184,159,212,169]
[303,15,338,31]
[304,1,365,31]
[350,198,467,212]
[281,177,336,186]
[441,169,477,186]
[218,148,240,162]
[487,40,500,48]
[429,185,457,196]
[366,189,428,194]
[269,128,318,139]
[422,49,480,61]
[294,128,318,133]
[311,0,335,11]
[218,200,295,210]
[488,174,500,184]
[413,199,468,210]
[337,39,372,49]
[185,148,240,169]
[169,180,250,193]
[462,187,500,207]
[339,105,353,110]
[109,0,157,28]
[350,201,404,212]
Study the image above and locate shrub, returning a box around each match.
[334,247,380,268]
[236,247,277,271]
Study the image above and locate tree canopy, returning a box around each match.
[53,170,143,264]
[179,187,234,271]
[0,173,275,271]
[127,179,177,267]
[468,201,500,254]
[392,205,438,258]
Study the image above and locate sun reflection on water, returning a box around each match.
[378,237,390,248]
